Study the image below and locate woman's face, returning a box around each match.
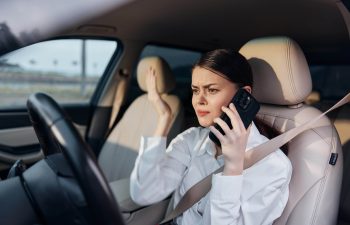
[191,66,238,127]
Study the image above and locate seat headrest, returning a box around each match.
[137,56,176,94]
[239,36,312,106]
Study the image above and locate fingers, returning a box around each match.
[147,67,156,81]
[147,66,156,76]
[229,103,246,131]
[213,117,232,134]
[209,125,225,141]
[146,66,162,102]
[146,66,157,90]
[221,103,245,133]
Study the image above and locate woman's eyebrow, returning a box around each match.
[191,83,218,88]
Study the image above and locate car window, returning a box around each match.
[309,65,350,100]
[128,45,201,105]
[0,39,118,108]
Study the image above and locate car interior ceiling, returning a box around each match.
[85,0,349,52]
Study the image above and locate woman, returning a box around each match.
[130,49,292,225]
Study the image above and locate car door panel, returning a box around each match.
[0,104,92,173]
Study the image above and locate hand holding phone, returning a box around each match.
[209,89,260,146]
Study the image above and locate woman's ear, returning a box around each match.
[242,86,252,94]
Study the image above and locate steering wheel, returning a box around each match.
[26,92,125,225]
[27,93,63,156]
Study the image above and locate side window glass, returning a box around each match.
[307,65,350,115]
[129,45,201,104]
[309,65,350,100]
[0,39,117,108]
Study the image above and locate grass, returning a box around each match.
[0,83,96,107]
[0,71,99,107]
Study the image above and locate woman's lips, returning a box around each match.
[197,110,210,117]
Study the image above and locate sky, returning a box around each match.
[1,39,117,77]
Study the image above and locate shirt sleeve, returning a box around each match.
[130,129,195,206]
[210,152,291,225]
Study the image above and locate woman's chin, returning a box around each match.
[197,119,213,128]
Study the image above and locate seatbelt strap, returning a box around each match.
[160,92,350,224]
[108,74,128,129]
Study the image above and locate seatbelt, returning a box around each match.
[108,72,129,129]
[160,92,350,224]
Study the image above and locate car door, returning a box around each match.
[0,38,119,178]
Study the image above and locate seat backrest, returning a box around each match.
[239,37,343,225]
[98,56,184,182]
[305,91,350,223]
[335,104,350,223]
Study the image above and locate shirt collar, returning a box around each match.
[196,122,262,157]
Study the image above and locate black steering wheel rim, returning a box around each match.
[27,92,124,225]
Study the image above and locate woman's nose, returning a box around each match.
[197,92,207,105]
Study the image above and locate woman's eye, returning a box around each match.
[192,89,199,95]
[208,89,218,94]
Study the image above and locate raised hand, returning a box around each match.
[146,66,172,136]
[146,66,161,102]
[209,103,251,176]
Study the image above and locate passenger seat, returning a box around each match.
[336,104,350,224]
[306,91,350,224]
[239,36,343,225]
[98,56,184,182]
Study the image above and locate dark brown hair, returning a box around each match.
[193,49,253,88]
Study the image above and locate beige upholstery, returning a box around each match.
[305,94,350,224]
[333,105,350,224]
[239,36,343,225]
[98,56,184,182]
[240,36,312,106]
[305,91,321,105]
[309,99,350,148]
[137,56,176,93]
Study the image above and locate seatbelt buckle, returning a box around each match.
[329,153,338,165]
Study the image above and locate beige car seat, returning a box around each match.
[306,93,350,224]
[239,36,343,225]
[335,102,350,224]
[98,56,184,182]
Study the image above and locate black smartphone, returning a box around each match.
[209,88,260,146]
